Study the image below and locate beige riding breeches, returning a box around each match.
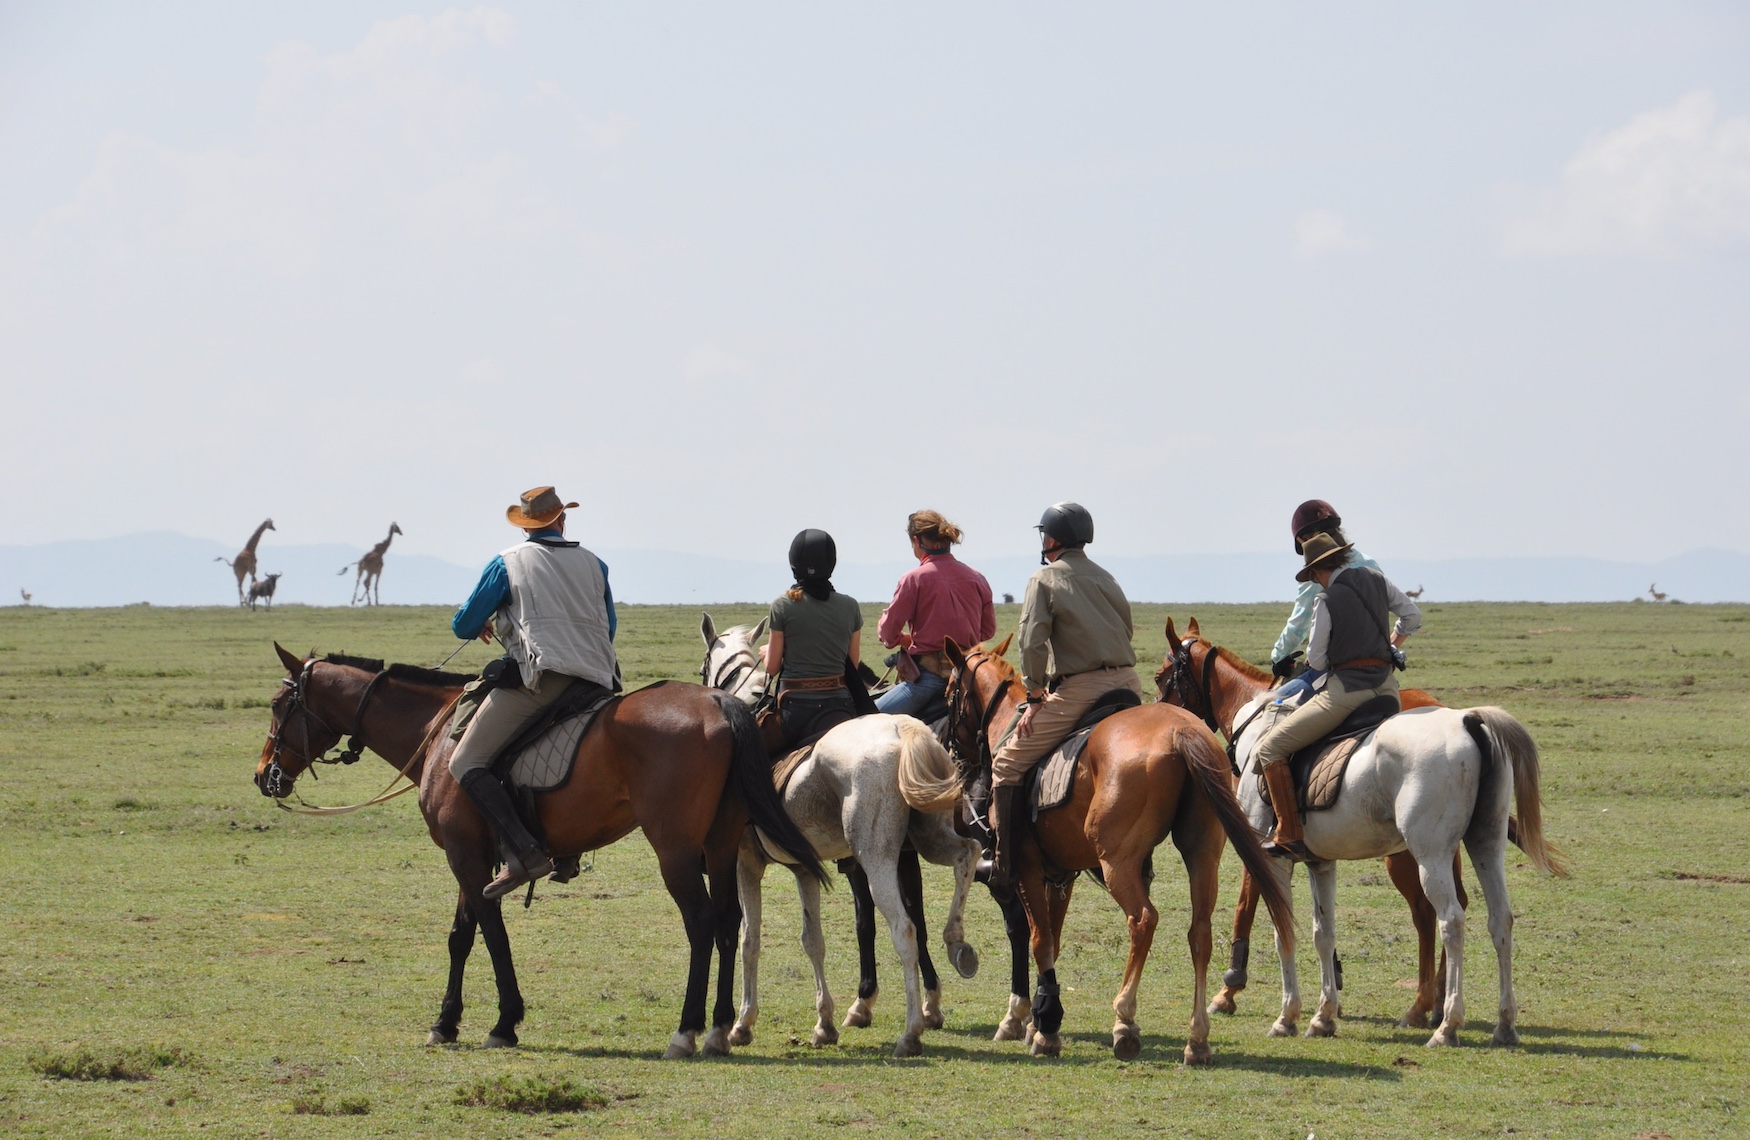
[447,671,577,779]
[991,665,1143,789]
[1252,672,1398,772]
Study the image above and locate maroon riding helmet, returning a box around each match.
[1291,499,1341,554]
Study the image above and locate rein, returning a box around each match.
[946,652,1015,786]
[1159,638,1271,775]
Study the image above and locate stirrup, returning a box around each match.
[1264,838,1315,863]
[484,850,555,900]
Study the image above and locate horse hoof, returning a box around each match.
[1306,1016,1336,1038]
[1398,1009,1431,1030]
[1029,1032,1062,1058]
[842,998,874,1029]
[1209,991,1238,1016]
[1426,1026,1460,1048]
[948,941,980,979]
[1112,1027,1142,1061]
[663,1031,697,1060]
[892,1034,923,1059]
[922,991,945,1031]
[811,1024,839,1048]
[993,1016,1027,1042]
[483,1033,517,1049]
[1183,1040,1212,1066]
[1491,1024,1519,1047]
[700,1026,732,1057]
[1268,1020,1296,1038]
[728,1024,753,1048]
[425,1029,457,1046]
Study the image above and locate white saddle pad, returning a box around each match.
[508,710,600,792]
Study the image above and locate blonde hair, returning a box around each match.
[907,510,963,551]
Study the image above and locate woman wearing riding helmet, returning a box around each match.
[874,510,996,716]
[762,528,865,747]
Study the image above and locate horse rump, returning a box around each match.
[711,691,828,884]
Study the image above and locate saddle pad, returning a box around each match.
[1257,733,1366,814]
[1030,726,1097,818]
[508,706,605,792]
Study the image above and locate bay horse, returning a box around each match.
[941,638,1295,1063]
[252,643,824,1057]
[1154,620,1567,1046]
[700,615,1036,1042]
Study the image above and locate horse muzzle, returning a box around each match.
[255,760,294,799]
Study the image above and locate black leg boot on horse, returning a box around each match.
[987,785,1026,894]
[459,769,556,900]
[1261,762,1313,863]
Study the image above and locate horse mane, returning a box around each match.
[1212,646,1271,683]
[384,662,474,687]
[323,652,386,673]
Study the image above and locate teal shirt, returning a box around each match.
[1271,547,1378,664]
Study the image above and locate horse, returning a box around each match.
[1155,618,1567,1046]
[941,638,1295,1063]
[701,615,1039,1042]
[252,642,824,1057]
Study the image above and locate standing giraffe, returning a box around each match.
[339,522,402,606]
[215,519,274,605]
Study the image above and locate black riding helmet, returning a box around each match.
[1290,499,1341,555]
[1036,502,1094,564]
[788,528,837,582]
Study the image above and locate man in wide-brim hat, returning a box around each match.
[1251,529,1421,862]
[447,486,620,899]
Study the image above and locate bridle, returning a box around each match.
[943,651,1017,787]
[699,637,766,704]
[1157,638,1224,736]
[261,659,387,799]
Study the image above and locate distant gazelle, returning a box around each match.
[1648,583,1667,603]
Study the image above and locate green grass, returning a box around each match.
[0,600,1746,1137]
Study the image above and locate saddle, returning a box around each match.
[488,679,618,793]
[1261,694,1400,814]
[1028,688,1143,818]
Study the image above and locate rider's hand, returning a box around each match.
[1271,651,1301,679]
[478,625,495,645]
[1016,701,1039,738]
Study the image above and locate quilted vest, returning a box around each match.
[493,540,617,689]
[1324,566,1392,689]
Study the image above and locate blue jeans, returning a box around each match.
[875,670,946,715]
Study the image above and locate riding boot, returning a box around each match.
[988,785,1026,893]
[458,769,556,900]
[1261,763,1313,862]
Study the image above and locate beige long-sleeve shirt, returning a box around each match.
[1016,549,1136,691]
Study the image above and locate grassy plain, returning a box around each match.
[0,600,1746,1138]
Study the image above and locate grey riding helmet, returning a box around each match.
[788,528,837,582]
[1036,502,1094,563]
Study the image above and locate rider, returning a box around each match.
[875,510,996,716]
[1253,530,1420,862]
[763,529,866,748]
[448,486,619,900]
[988,502,1142,887]
[1270,500,1384,690]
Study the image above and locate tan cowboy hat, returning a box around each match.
[506,486,578,529]
[1295,530,1353,583]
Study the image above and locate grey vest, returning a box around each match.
[1325,566,1393,690]
[492,540,617,689]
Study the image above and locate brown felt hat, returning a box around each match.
[506,486,578,529]
[1295,531,1353,583]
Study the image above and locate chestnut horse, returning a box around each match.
[941,638,1294,1063]
[252,644,824,1057]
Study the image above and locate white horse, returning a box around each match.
[700,615,983,1058]
[1160,619,1566,1048]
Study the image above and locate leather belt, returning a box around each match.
[782,675,845,693]
[913,651,951,678]
[1332,657,1391,671]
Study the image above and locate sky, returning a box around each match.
[3,2,1748,579]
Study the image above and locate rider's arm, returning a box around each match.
[1382,576,1421,645]
[1271,580,1320,664]
[598,557,617,642]
[762,630,785,675]
[1017,575,1052,696]
[1305,591,1333,672]
[452,556,509,640]
[876,572,916,649]
[976,574,997,643]
[847,630,861,667]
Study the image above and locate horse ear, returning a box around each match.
[1187,616,1201,637]
[274,642,303,674]
[943,637,967,670]
[700,612,717,646]
[753,616,769,641]
[1164,618,1182,653]
[990,631,1014,658]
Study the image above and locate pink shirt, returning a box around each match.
[877,553,997,656]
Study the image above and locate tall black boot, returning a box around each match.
[988,785,1026,894]
[458,769,555,900]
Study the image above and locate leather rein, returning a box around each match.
[1158,639,1271,774]
[945,652,1017,785]
[266,660,432,816]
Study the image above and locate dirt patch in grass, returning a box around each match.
[30,1045,188,1082]
[1666,871,1750,884]
[290,1092,370,1116]
[453,1074,620,1114]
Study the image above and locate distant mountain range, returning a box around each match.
[2,532,1745,608]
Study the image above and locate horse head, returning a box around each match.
[940,633,1018,788]
[254,643,352,799]
[1155,615,1209,707]
[698,612,769,705]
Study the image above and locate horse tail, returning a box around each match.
[895,716,963,814]
[1176,724,1296,956]
[711,691,828,885]
[1505,813,1569,868]
[1467,708,1569,879]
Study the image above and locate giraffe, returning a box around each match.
[339,522,402,606]
[215,519,274,605]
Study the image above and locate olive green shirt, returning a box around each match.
[1016,549,1136,692]
[768,590,862,693]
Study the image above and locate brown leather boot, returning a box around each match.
[988,785,1026,893]
[1261,763,1313,862]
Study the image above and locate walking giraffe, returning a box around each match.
[340,522,402,606]
[215,519,274,606]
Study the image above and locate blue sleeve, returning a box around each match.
[452,556,509,639]
[598,557,617,642]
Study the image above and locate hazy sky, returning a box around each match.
[4,2,1747,575]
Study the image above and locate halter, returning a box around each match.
[263,659,387,794]
[944,651,1016,785]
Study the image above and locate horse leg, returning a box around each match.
[1101,854,1157,1062]
[896,848,943,1029]
[1387,850,1439,1028]
[1465,836,1518,1046]
[655,848,715,1059]
[1017,857,1072,1057]
[795,868,839,1046]
[1210,869,1260,1016]
[1175,816,1224,1066]
[1268,858,1303,1037]
[729,838,765,1047]
[862,858,926,1058]
[473,897,525,1047]
[1417,852,1467,1047]
[701,826,743,1057]
[908,814,984,1025]
[993,883,1033,1041]
[427,894,477,1045]
[842,861,880,1029]
[1305,860,1341,1037]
